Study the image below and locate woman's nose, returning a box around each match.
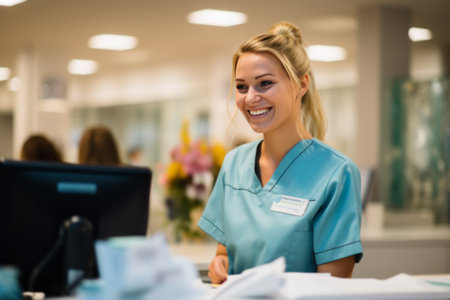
[246,88,262,104]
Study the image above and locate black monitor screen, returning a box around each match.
[0,159,152,295]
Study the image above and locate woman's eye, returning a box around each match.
[236,84,248,92]
[260,80,273,88]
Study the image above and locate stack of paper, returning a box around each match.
[207,259,449,299]
[280,272,450,299]
[77,233,206,300]
[74,236,450,300]
[211,257,286,299]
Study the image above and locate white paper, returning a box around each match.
[87,233,208,300]
[212,257,286,299]
[280,273,450,299]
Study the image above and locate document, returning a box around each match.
[280,273,450,299]
[86,233,207,300]
[212,257,286,299]
[207,262,450,300]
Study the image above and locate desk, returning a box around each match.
[357,226,450,278]
[47,274,450,299]
[45,226,450,299]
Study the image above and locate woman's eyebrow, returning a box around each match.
[255,73,273,79]
[235,73,274,82]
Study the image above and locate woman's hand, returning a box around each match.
[208,243,229,284]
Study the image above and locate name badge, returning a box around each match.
[270,195,309,216]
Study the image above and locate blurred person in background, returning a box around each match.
[20,134,63,162]
[127,146,144,166]
[78,125,122,165]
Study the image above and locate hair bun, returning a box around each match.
[269,21,303,44]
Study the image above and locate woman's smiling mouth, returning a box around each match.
[249,107,272,117]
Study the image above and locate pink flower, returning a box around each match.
[158,173,169,186]
[170,144,183,161]
[178,146,213,176]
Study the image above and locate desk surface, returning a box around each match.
[47,274,450,299]
[46,226,450,299]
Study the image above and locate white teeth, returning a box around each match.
[249,108,269,116]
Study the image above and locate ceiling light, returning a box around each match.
[0,67,11,81]
[187,9,247,27]
[0,0,27,7]
[408,27,432,42]
[68,59,98,75]
[88,34,138,51]
[306,45,347,62]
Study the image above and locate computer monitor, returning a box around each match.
[0,159,152,296]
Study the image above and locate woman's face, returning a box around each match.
[235,52,306,134]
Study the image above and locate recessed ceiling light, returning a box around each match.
[408,27,432,42]
[0,67,11,81]
[68,59,98,75]
[88,34,138,51]
[187,9,247,27]
[0,0,27,7]
[306,45,347,62]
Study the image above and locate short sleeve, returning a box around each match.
[198,166,227,245]
[313,161,363,265]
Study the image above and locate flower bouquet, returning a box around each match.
[160,121,225,241]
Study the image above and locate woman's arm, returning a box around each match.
[317,255,355,278]
[208,243,229,284]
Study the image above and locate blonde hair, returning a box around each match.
[231,21,327,141]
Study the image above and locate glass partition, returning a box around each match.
[381,78,449,224]
[71,102,162,167]
[320,86,357,160]
[70,97,210,215]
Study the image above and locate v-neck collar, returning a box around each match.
[253,138,315,192]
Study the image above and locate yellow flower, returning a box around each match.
[166,161,186,181]
[198,140,209,154]
[180,120,190,153]
[211,143,226,167]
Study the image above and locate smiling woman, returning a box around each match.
[198,21,363,284]
[234,52,308,138]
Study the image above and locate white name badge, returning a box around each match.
[270,195,309,216]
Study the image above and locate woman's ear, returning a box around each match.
[294,73,309,102]
[299,73,309,96]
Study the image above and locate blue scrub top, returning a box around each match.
[198,138,363,274]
